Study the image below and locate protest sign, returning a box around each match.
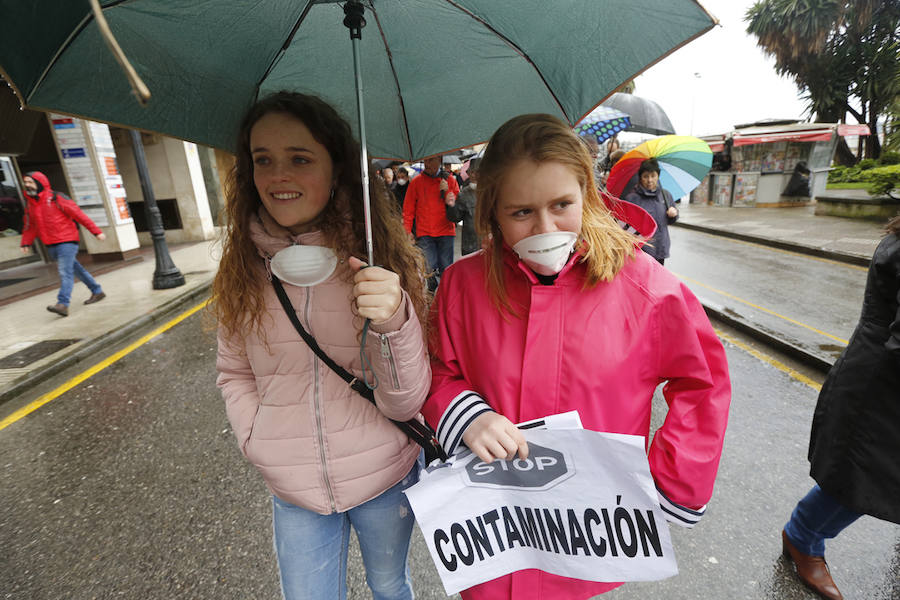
[404,428,677,595]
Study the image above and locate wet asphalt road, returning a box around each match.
[667,227,868,366]
[1,306,898,599]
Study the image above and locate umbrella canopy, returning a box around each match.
[573,105,631,144]
[606,135,712,199]
[0,1,714,161]
[602,93,675,136]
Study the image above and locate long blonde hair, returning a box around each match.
[213,92,426,339]
[475,113,637,314]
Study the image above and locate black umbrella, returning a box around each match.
[603,93,675,136]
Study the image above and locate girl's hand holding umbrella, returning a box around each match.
[349,256,402,325]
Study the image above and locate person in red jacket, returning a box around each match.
[20,171,107,317]
[402,155,459,292]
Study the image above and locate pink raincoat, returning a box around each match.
[422,246,731,600]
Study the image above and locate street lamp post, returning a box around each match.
[127,129,185,289]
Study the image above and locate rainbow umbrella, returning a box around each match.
[573,106,631,144]
[607,135,712,198]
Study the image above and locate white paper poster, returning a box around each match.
[51,115,108,226]
[404,428,677,595]
[51,115,134,226]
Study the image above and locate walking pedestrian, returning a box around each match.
[394,166,410,211]
[20,171,107,317]
[402,154,459,292]
[622,159,678,265]
[214,91,430,600]
[781,215,900,600]
[422,113,731,600]
[444,157,481,256]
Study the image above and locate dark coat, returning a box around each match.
[623,185,677,261]
[444,183,480,255]
[808,232,900,524]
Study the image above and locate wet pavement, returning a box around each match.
[0,241,218,403]
[667,227,867,368]
[1,310,898,599]
[1,201,898,598]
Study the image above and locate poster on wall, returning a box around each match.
[50,115,109,227]
[691,175,710,205]
[761,141,786,173]
[88,122,132,225]
[730,146,743,172]
[744,145,762,172]
[732,173,759,207]
[713,174,733,206]
[783,142,809,172]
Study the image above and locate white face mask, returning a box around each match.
[270,245,338,287]
[512,231,578,276]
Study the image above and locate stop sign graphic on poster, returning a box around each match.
[463,443,574,490]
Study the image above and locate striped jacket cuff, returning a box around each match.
[436,390,493,456]
[656,485,706,528]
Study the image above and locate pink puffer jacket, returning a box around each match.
[216,210,430,514]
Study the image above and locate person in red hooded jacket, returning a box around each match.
[20,171,107,317]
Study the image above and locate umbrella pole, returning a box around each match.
[344,1,374,267]
[344,0,379,392]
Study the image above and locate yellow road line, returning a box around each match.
[0,299,210,432]
[716,329,822,392]
[684,228,868,271]
[674,272,849,345]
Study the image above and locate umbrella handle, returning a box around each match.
[89,0,151,105]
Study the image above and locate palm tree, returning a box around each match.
[746,0,900,162]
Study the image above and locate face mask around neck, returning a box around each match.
[270,245,338,287]
[512,231,578,276]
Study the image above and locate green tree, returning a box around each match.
[746,0,900,163]
[883,74,900,153]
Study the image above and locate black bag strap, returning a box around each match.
[271,276,447,463]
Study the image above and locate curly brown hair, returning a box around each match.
[212,92,427,339]
[886,214,900,235]
[475,113,638,315]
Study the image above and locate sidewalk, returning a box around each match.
[0,202,894,404]
[0,240,220,404]
[674,200,885,266]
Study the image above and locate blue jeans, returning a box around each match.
[47,242,102,306]
[784,484,861,556]
[272,464,419,600]
[416,235,454,292]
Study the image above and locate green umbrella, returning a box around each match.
[1,0,715,264]
[1,0,715,160]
